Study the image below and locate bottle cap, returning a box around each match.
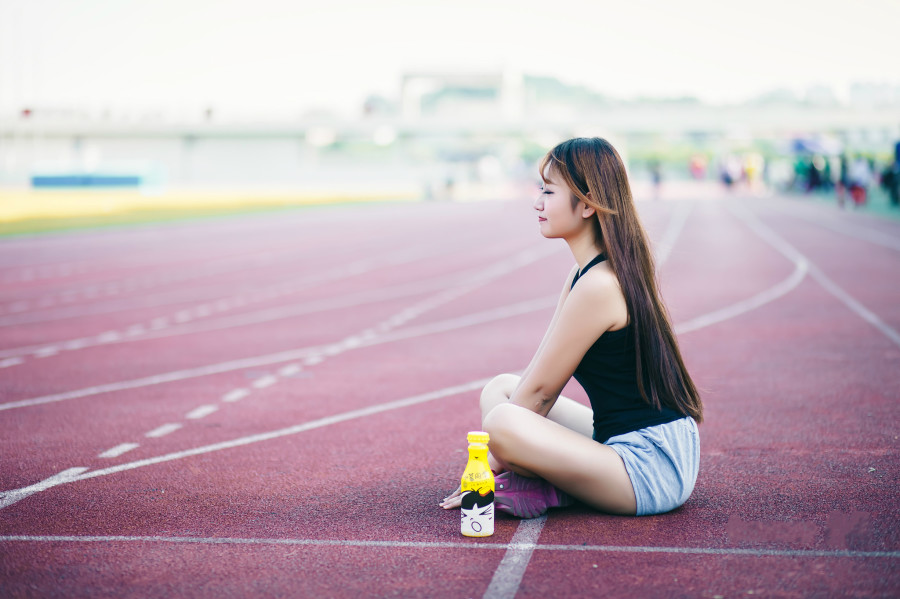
[467,431,490,444]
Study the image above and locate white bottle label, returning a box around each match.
[461,490,494,536]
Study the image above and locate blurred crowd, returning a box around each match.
[703,140,900,210]
[787,144,900,209]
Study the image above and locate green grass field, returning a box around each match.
[0,188,418,237]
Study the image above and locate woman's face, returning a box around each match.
[534,167,587,239]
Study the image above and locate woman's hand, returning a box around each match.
[440,485,463,510]
[440,463,508,510]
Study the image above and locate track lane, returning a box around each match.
[1,195,897,597]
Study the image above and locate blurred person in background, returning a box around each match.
[848,155,872,207]
[649,160,662,200]
[689,155,707,180]
[880,142,900,207]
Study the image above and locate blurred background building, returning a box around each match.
[1,0,899,206]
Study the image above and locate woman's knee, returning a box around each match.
[479,373,520,417]
[482,403,529,460]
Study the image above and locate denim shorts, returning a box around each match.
[604,417,700,516]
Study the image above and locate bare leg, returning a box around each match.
[483,401,637,516]
[479,374,593,438]
[441,373,632,513]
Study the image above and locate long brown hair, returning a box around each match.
[540,137,703,422]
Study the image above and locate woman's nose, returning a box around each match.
[533,194,543,210]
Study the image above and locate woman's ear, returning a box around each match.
[581,196,596,219]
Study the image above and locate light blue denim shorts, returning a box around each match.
[605,416,700,516]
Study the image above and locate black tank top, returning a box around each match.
[569,254,683,443]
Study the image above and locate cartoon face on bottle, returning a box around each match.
[461,490,494,536]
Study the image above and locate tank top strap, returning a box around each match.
[571,253,608,289]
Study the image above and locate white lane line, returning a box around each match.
[675,260,808,335]
[0,468,89,510]
[0,241,448,328]
[654,200,693,267]
[483,516,547,599]
[97,443,140,459]
[278,364,302,377]
[33,347,59,358]
[251,375,278,389]
[96,331,120,343]
[221,388,250,403]
[0,244,527,363]
[185,405,219,420]
[144,423,183,438]
[3,242,811,415]
[63,339,88,350]
[0,357,24,368]
[730,202,900,349]
[0,296,555,413]
[808,264,900,348]
[0,379,490,510]
[0,535,896,559]
[776,204,900,252]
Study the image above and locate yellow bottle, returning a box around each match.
[460,431,494,537]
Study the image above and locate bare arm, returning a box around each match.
[514,265,579,393]
[510,270,625,417]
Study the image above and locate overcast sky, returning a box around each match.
[1,0,897,119]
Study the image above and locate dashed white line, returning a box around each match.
[145,423,183,438]
[126,324,145,336]
[96,331,120,343]
[221,388,250,403]
[0,379,490,510]
[97,443,140,459]
[278,364,302,377]
[185,405,219,420]
[0,357,24,368]
[33,347,59,358]
[251,375,278,389]
[0,296,557,413]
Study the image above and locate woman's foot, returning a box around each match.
[493,471,574,518]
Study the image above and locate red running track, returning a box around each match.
[0,191,898,598]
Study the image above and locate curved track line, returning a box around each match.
[670,200,810,334]
[653,200,694,267]
[729,202,900,349]
[773,202,900,252]
[675,260,808,334]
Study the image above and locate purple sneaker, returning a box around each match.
[493,472,574,519]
